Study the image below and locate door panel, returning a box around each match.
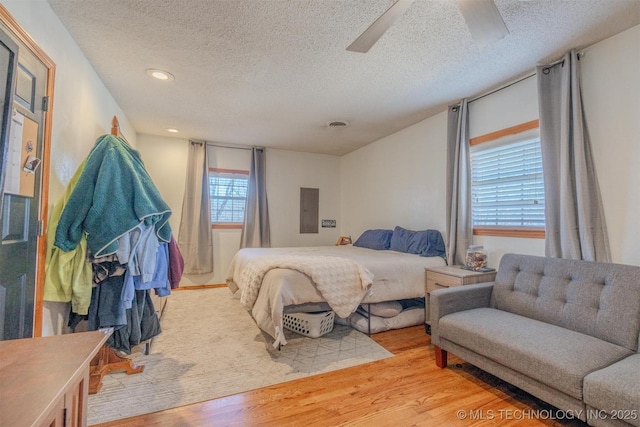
[2,193,29,242]
[0,275,26,340]
[15,62,36,110]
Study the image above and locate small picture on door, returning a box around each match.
[23,155,40,174]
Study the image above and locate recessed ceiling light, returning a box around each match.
[165,128,180,133]
[146,69,175,81]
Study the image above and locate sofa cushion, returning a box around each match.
[584,354,640,427]
[439,307,633,400]
[491,254,640,352]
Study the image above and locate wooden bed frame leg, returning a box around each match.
[434,346,447,368]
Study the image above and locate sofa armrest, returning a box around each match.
[430,282,494,346]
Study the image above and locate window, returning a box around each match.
[469,120,545,238]
[209,168,249,229]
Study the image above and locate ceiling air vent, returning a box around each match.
[327,120,349,128]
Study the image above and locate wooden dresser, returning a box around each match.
[0,330,110,427]
[425,265,497,333]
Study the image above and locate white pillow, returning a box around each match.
[359,301,403,318]
[385,306,425,329]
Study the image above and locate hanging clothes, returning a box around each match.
[117,223,160,283]
[122,243,171,309]
[108,290,161,354]
[167,234,184,289]
[43,159,93,315]
[87,243,162,354]
[52,133,173,354]
[88,283,161,355]
[88,274,128,330]
[54,134,172,257]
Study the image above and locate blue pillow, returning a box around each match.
[353,229,393,250]
[390,226,446,258]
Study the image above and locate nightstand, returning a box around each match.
[424,265,497,334]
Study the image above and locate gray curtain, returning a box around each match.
[445,99,472,266]
[240,147,270,248]
[178,141,214,274]
[537,50,610,262]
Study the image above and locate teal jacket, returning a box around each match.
[55,134,171,257]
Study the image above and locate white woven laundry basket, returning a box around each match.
[283,311,335,338]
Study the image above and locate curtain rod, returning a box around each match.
[468,72,536,104]
[467,45,590,105]
[190,139,252,151]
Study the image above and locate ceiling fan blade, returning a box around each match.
[456,0,509,49]
[347,0,414,53]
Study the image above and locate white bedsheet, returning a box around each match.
[226,245,446,347]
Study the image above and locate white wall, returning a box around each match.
[136,136,342,284]
[341,113,448,240]
[136,134,188,234]
[267,149,342,248]
[341,25,640,267]
[3,1,135,335]
[580,25,640,266]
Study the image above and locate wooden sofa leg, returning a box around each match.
[434,346,447,368]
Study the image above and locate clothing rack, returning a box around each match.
[111,115,120,136]
[111,115,130,143]
[88,115,144,394]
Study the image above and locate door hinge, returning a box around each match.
[42,96,49,112]
[38,219,44,236]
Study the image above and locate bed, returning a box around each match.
[226,227,447,347]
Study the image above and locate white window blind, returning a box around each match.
[470,137,545,228]
[209,170,248,224]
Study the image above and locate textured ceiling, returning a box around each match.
[47,0,640,155]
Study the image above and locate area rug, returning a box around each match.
[87,287,393,425]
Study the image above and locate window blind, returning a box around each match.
[209,171,248,223]
[470,137,545,228]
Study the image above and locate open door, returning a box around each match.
[0,6,55,339]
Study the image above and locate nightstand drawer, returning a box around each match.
[426,271,465,293]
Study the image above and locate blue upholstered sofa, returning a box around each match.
[430,253,640,426]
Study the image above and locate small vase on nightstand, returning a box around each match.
[465,245,488,271]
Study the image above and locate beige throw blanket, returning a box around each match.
[239,255,373,318]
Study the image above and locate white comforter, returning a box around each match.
[226,245,446,347]
[238,255,373,318]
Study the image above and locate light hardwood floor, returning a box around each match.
[94,326,586,427]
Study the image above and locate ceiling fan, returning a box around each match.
[346,0,510,53]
